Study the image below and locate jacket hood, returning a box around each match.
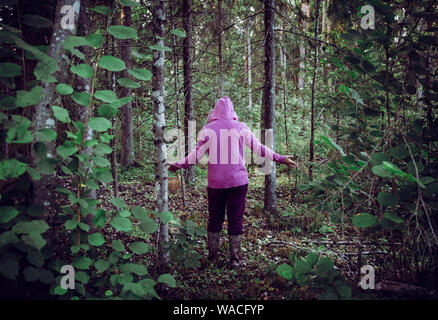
[207,96,238,122]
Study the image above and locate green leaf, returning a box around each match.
[14,220,49,234]
[110,198,126,208]
[64,219,78,230]
[15,86,42,107]
[94,90,117,103]
[51,105,70,123]
[108,25,138,40]
[85,33,104,48]
[127,68,152,81]
[0,231,19,248]
[93,209,106,228]
[390,146,408,160]
[36,128,57,142]
[121,263,148,276]
[140,217,158,234]
[72,91,91,107]
[157,273,177,287]
[118,0,140,7]
[111,216,133,232]
[352,213,377,228]
[23,266,40,282]
[384,213,403,224]
[56,83,74,95]
[320,136,345,156]
[371,152,390,165]
[377,192,399,207]
[112,240,125,252]
[73,256,92,270]
[170,28,187,38]
[90,6,112,15]
[0,62,22,77]
[129,242,149,255]
[371,164,393,178]
[94,156,110,167]
[57,144,78,158]
[27,250,44,268]
[76,271,89,284]
[0,159,27,180]
[156,211,172,224]
[88,233,105,246]
[119,209,131,217]
[99,55,126,72]
[21,15,52,28]
[117,78,140,88]
[149,44,172,52]
[88,117,112,132]
[94,143,112,155]
[96,170,113,183]
[95,259,110,273]
[336,285,352,298]
[21,233,46,250]
[71,63,94,79]
[276,263,293,280]
[0,206,19,223]
[317,257,334,276]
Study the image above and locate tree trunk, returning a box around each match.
[120,5,135,167]
[298,0,310,95]
[110,36,119,199]
[262,0,277,215]
[247,28,253,111]
[309,0,321,182]
[218,0,224,96]
[279,30,290,182]
[152,0,170,272]
[170,0,186,206]
[31,0,80,212]
[182,0,195,187]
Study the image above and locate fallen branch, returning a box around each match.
[375,280,437,296]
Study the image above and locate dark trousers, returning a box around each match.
[207,184,248,236]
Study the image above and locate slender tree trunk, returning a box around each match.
[120,5,135,167]
[110,36,119,198]
[182,0,195,187]
[76,0,96,212]
[247,28,252,111]
[152,0,169,272]
[263,0,277,215]
[279,30,290,182]
[170,0,186,206]
[298,0,309,96]
[31,0,80,212]
[309,0,321,182]
[218,0,224,96]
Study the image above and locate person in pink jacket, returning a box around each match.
[170,96,297,268]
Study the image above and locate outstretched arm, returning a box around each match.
[243,128,298,168]
[169,129,210,171]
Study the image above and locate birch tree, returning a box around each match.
[31,0,80,212]
[152,0,170,271]
[120,5,135,167]
[182,0,195,187]
[262,0,277,215]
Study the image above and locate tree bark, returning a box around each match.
[309,0,321,182]
[218,0,224,96]
[182,0,195,187]
[169,0,186,206]
[31,0,80,212]
[152,0,170,271]
[120,5,135,167]
[262,0,277,215]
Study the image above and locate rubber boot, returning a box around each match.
[207,231,220,261]
[229,234,242,269]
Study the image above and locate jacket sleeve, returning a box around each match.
[169,128,210,169]
[243,127,286,163]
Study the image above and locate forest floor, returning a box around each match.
[98,168,406,300]
[53,168,432,300]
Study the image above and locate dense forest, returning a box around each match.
[0,0,437,301]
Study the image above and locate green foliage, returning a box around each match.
[276,254,353,300]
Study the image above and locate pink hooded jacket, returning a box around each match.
[170,96,286,189]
